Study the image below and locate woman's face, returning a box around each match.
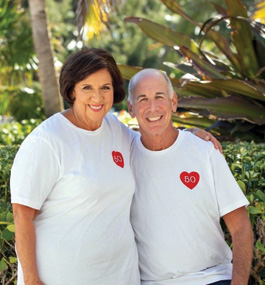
[72,69,114,130]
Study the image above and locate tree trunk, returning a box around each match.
[28,0,63,117]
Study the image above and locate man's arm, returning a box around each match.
[222,206,253,285]
[13,203,44,285]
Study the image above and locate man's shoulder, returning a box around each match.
[181,130,215,152]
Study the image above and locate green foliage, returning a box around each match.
[87,0,179,70]
[0,119,42,146]
[0,146,18,283]
[0,87,45,122]
[223,141,265,284]
[121,0,265,141]
[0,0,35,86]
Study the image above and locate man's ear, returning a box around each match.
[171,92,178,112]
[127,101,135,118]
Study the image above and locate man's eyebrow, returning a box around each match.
[156,91,166,95]
[136,94,146,100]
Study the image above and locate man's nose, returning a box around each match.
[149,99,158,112]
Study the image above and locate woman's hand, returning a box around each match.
[186,128,222,153]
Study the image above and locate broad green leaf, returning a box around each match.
[6,212,13,223]
[160,1,243,75]
[125,17,201,55]
[160,0,201,27]
[0,258,7,272]
[257,190,265,202]
[178,95,265,124]
[200,20,243,76]
[163,62,197,75]
[118,64,142,80]
[256,241,265,254]
[248,206,262,214]
[237,180,246,194]
[172,115,215,129]
[6,224,15,232]
[179,46,227,79]
[211,2,227,15]
[169,77,223,99]
[179,80,225,98]
[189,79,265,102]
[238,19,265,72]
[226,0,259,76]
[0,221,11,225]
[1,229,14,241]
[9,256,17,264]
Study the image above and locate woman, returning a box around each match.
[11,48,221,285]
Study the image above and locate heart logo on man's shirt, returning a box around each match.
[112,151,124,168]
[180,171,200,190]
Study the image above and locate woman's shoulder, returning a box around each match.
[21,113,65,147]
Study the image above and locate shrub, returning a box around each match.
[0,141,264,283]
[0,119,42,146]
[0,145,18,284]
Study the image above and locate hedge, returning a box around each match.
[0,142,264,284]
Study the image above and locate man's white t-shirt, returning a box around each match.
[11,113,140,285]
[130,130,249,285]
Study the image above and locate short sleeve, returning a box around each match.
[10,136,60,210]
[210,148,249,217]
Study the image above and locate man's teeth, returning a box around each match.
[90,105,102,110]
[148,116,161,122]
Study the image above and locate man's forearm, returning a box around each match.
[231,224,253,285]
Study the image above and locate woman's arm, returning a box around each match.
[186,128,222,153]
[13,203,44,285]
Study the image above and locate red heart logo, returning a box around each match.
[112,151,124,168]
[180,172,200,190]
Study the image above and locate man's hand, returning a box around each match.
[186,128,222,153]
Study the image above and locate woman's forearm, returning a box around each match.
[13,204,44,285]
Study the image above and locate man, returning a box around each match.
[127,69,253,285]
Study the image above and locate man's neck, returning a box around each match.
[140,127,179,151]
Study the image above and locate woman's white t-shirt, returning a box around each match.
[11,112,140,285]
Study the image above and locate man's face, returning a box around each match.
[128,72,177,138]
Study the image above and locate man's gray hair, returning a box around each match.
[127,69,174,104]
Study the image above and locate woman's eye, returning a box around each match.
[83,86,92,90]
[102,85,111,90]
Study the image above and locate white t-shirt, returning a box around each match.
[11,112,140,285]
[130,130,249,285]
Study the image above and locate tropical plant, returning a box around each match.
[0,0,35,86]
[120,0,265,141]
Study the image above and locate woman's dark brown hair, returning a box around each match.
[59,48,125,105]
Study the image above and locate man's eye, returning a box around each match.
[139,98,147,102]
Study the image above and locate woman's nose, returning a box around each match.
[92,90,103,102]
